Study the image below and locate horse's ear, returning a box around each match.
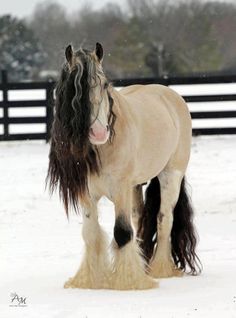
[95,42,103,62]
[65,44,73,64]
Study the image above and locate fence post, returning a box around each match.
[2,70,9,139]
[45,82,54,142]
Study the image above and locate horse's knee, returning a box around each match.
[114,215,133,248]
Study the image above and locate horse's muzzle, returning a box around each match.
[89,120,110,145]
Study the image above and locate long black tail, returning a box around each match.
[137,177,201,274]
[137,177,160,263]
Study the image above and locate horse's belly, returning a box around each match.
[132,128,177,185]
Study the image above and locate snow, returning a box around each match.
[192,118,236,128]
[1,135,236,318]
[169,83,236,96]
[7,90,46,101]
[8,107,46,118]
[9,124,46,134]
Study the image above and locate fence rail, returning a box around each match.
[0,70,236,141]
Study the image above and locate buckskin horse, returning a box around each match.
[47,43,200,290]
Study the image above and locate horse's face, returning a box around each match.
[65,43,111,146]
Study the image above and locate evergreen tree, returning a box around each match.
[0,15,46,81]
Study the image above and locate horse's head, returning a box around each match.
[55,43,115,154]
[47,43,115,213]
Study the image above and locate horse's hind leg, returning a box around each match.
[111,184,156,290]
[150,169,183,278]
[64,199,110,289]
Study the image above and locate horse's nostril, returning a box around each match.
[106,125,110,131]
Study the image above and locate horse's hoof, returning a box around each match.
[149,260,184,278]
[64,274,94,289]
[64,277,76,288]
[64,271,111,289]
[110,265,158,290]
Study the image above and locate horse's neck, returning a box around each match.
[105,88,135,154]
[95,88,133,176]
[111,88,132,129]
[111,88,122,117]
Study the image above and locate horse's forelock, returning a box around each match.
[47,54,98,213]
[79,51,116,141]
[70,60,91,154]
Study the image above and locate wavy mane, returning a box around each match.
[47,49,116,215]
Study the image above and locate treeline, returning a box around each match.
[1,0,236,81]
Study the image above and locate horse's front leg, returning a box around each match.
[111,184,156,290]
[64,199,110,289]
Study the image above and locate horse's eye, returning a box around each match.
[104,82,109,89]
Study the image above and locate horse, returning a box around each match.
[47,42,201,290]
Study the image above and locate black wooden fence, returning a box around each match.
[0,70,236,141]
[0,70,54,141]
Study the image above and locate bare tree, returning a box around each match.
[26,0,236,79]
[30,1,72,72]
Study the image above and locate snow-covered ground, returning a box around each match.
[0,135,236,318]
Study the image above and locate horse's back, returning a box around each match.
[119,84,144,96]
[120,84,189,119]
[119,84,191,136]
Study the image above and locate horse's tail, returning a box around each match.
[171,177,202,274]
[137,176,201,274]
[137,177,160,263]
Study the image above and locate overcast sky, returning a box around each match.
[0,0,234,19]
[0,0,128,18]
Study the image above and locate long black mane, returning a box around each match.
[47,49,115,215]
